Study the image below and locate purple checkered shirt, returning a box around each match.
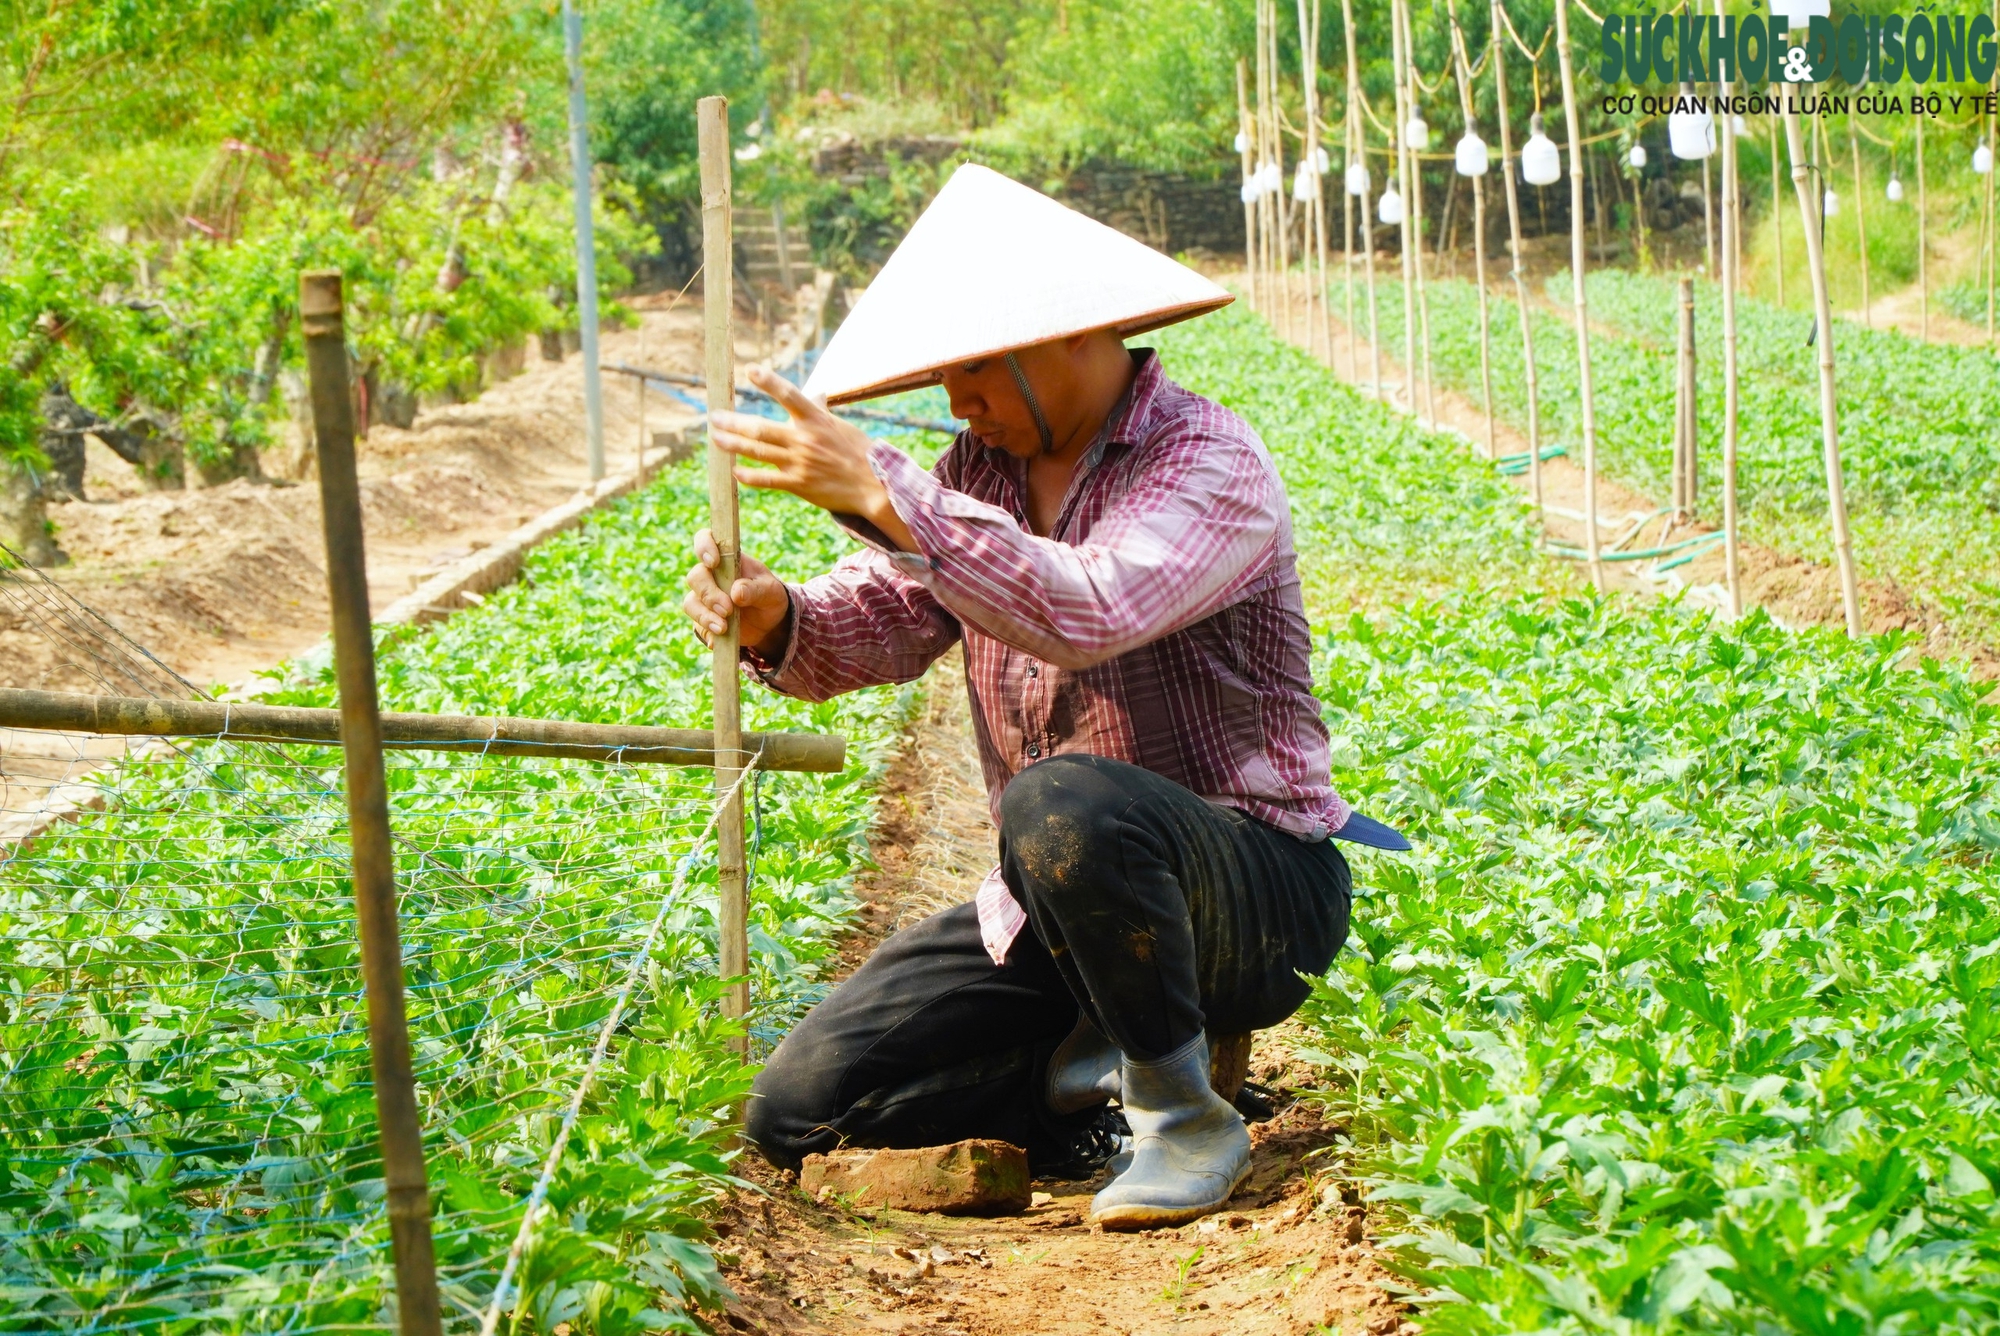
[752,351,1350,964]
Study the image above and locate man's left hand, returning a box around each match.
[711,368,916,550]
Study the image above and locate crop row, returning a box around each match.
[0,472,908,1333]
[1334,270,2000,652]
[1155,308,2000,1334]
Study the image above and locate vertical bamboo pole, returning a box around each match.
[636,376,649,481]
[1298,0,1320,355]
[1268,0,1294,341]
[1675,277,1697,517]
[1344,0,1384,400]
[562,0,605,482]
[697,97,750,1047]
[1719,0,1744,615]
[1311,0,1333,360]
[1702,153,1716,276]
[1448,0,1495,458]
[1492,0,1543,510]
[1989,7,1998,350]
[1238,59,1260,312]
[1916,115,1928,341]
[299,271,444,1336]
[1772,113,1785,305]
[1341,33,1359,382]
[1390,0,1420,413]
[1781,93,1863,636]
[1553,0,1603,587]
[1401,0,1438,423]
[1851,126,1871,326]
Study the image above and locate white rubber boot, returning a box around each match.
[1046,1014,1122,1115]
[1088,1034,1252,1231]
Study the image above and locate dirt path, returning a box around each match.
[2,291,718,696]
[1270,269,1996,673]
[712,666,1411,1336]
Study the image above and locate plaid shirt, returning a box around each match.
[754,351,1349,963]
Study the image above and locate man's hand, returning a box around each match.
[683,528,792,659]
[711,367,918,552]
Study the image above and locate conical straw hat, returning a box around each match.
[802,164,1233,406]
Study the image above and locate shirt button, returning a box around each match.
[1026,663,1040,678]
[1026,743,1041,758]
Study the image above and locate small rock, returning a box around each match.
[799,1139,1031,1215]
[1031,1191,1054,1208]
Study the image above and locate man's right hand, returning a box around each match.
[683,529,792,660]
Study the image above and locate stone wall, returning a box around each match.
[1054,163,1245,259]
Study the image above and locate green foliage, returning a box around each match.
[0,461,904,1331]
[1154,306,2000,1336]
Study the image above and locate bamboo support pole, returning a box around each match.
[698,97,751,1049]
[1448,0,1495,459]
[1553,0,1602,587]
[1989,7,1997,349]
[1268,0,1293,341]
[1238,59,1260,313]
[561,0,606,482]
[1491,0,1542,509]
[1390,0,1420,414]
[0,688,847,771]
[1719,0,1743,616]
[1343,0,1384,400]
[1399,0,1438,424]
[1674,277,1697,518]
[1306,0,1332,361]
[1772,112,1785,305]
[1780,94,1863,636]
[1916,115,1929,341]
[1851,126,1870,326]
[300,271,444,1336]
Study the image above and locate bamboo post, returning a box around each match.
[1307,0,1332,361]
[1343,0,1384,400]
[1448,0,1495,458]
[299,271,444,1336]
[1674,277,1697,518]
[1267,0,1293,341]
[697,97,750,1049]
[1400,0,1438,424]
[1553,0,1603,587]
[1702,152,1715,276]
[1238,59,1260,312]
[1492,0,1543,509]
[1780,92,1863,636]
[1341,53,1359,383]
[561,0,606,482]
[1916,115,1928,341]
[1772,112,1785,304]
[1989,13,1998,348]
[1851,126,1871,326]
[1390,0,1420,414]
[1719,0,1744,616]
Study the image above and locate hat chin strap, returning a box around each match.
[1004,352,1056,456]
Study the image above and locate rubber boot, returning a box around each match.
[1089,1034,1252,1231]
[1046,1014,1122,1115]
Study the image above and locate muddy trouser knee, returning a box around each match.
[744,755,1350,1168]
[998,753,1351,1062]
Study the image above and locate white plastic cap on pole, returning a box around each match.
[800,164,1232,405]
[1455,133,1490,177]
[1887,175,1905,201]
[1522,114,1561,186]
[1235,131,1251,153]
[1822,188,1839,217]
[1241,178,1259,203]
[1346,161,1372,197]
[1976,140,1994,175]
[1629,144,1648,170]
[1404,115,1431,151]
[1315,145,1332,174]
[1669,107,1716,160]
[1259,161,1283,193]
[1293,162,1318,201]
[1379,180,1406,224]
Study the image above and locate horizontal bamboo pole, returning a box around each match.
[0,689,845,773]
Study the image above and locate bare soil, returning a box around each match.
[1,293,713,696]
[711,668,1411,1336]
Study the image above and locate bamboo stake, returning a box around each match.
[1780,91,1863,636]
[1271,0,1293,342]
[1310,0,1333,361]
[1772,112,1785,305]
[300,271,444,1336]
[1343,0,1383,400]
[1297,0,1319,355]
[1238,59,1260,312]
[561,0,606,482]
[1492,0,1543,509]
[1916,114,1928,341]
[1719,0,1743,616]
[1989,6,1997,349]
[1702,152,1715,276]
[1851,126,1870,326]
[1340,41,1358,383]
[1674,277,1696,517]
[1448,0,1495,458]
[1553,0,1603,587]
[1390,0,1420,414]
[697,96,750,1050]
[1400,0,1438,424]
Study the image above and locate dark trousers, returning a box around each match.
[744,754,1351,1170]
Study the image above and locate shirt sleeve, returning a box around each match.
[751,545,963,702]
[862,428,1280,672]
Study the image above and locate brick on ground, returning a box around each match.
[799,1139,1030,1215]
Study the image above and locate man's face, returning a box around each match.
[938,340,1067,459]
